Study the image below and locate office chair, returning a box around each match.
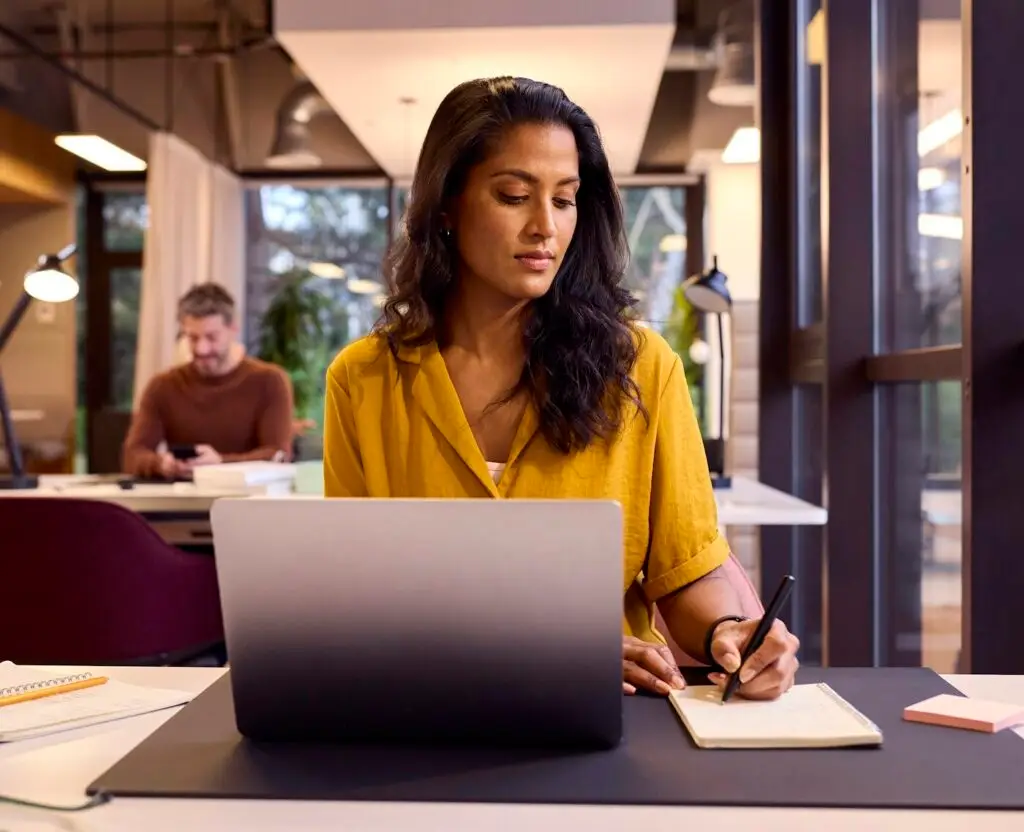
[1,497,224,665]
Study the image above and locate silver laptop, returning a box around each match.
[210,497,624,749]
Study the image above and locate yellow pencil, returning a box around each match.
[0,676,109,708]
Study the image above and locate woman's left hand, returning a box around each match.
[706,618,800,700]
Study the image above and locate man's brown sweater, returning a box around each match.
[123,357,294,477]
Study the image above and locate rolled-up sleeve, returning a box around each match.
[643,356,731,602]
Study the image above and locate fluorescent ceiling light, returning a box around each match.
[918,213,962,240]
[918,167,946,191]
[308,261,345,279]
[918,110,963,157]
[54,134,146,172]
[347,277,385,295]
[722,127,760,164]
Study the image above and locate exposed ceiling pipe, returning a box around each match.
[215,2,243,168]
[707,0,756,107]
[53,2,87,131]
[664,35,719,72]
[0,19,161,131]
[265,76,332,168]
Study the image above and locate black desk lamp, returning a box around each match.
[683,255,733,489]
[0,244,79,489]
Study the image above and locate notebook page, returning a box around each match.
[669,683,882,748]
[0,663,193,741]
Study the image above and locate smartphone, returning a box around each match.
[169,444,198,461]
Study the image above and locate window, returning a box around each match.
[619,185,703,415]
[245,183,391,435]
[876,3,963,671]
[882,8,963,350]
[101,192,147,409]
[109,267,143,410]
[883,381,962,672]
[797,0,825,325]
[78,183,147,473]
[102,192,148,252]
[772,0,966,671]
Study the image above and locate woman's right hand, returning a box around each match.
[622,636,686,695]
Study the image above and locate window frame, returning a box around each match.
[761,0,1019,673]
[80,174,146,471]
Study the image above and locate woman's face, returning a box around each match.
[449,122,580,304]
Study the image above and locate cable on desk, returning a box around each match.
[0,790,111,812]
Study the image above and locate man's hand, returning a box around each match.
[707,618,800,700]
[156,452,191,480]
[191,444,222,466]
[622,636,686,696]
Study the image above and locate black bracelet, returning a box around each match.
[703,615,749,670]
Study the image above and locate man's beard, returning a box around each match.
[193,352,228,375]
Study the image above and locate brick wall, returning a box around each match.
[726,299,761,594]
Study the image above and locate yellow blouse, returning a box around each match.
[323,328,730,643]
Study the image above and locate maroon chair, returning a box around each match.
[1,497,224,665]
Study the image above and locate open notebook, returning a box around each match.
[0,662,194,742]
[669,683,883,749]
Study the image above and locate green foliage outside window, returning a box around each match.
[255,270,340,421]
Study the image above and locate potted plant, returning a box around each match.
[255,270,342,426]
[661,284,704,418]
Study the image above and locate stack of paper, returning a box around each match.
[191,461,297,494]
[0,663,194,742]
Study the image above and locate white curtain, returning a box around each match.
[132,132,245,409]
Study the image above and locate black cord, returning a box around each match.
[0,790,111,812]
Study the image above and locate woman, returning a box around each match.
[324,76,799,699]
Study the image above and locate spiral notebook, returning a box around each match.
[0,662,194,742]
[669,683,884,749]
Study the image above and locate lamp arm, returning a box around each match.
[717,312,726,442]
[0,291,33,481]
[0,290,32,357]
[0,371,25,480]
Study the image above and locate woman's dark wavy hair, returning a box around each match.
[378,76,644,454]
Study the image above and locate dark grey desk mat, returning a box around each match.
[89,667,1024,810]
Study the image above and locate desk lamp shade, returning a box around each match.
[683,256,733,314]
[24,253,79,303]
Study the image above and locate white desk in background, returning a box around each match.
[714,476,826,527]
[0,666,1020,832]
[0,469,827,526]
[2,478,243,513]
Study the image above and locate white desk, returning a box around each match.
[0,471,827,527]
[0,667,1020,831]
[1,480,243,514]
[715,476,826,526]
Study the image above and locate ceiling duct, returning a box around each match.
[707,0,756,107]
[266,78,332,168]
[664,30,718,72]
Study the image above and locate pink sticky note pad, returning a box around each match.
[903,694,1024,733]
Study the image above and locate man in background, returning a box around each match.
[123,283,295,479]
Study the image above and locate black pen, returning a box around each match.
[720,574,796,704]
